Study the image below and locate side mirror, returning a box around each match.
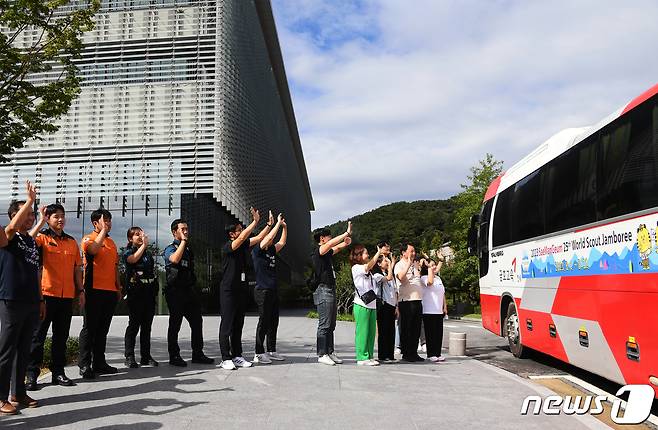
[467,214,479,256]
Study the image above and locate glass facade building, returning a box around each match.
[0,1,314,312]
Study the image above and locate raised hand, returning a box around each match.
[251,207,261,224]
[268,210,274,226]
[26,180,37,203]
[346,220,352,236]
[38,205,46,220]
[98,215,108,232]
[277,213,283,224]
[390,254,397,266]
[140,230,149,246]
[344,236,352,246]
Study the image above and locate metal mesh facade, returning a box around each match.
[0,0,313,273]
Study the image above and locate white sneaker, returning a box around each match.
[418,343,427,353]
[357,359,380,366]
[437,355,446,362]
[232,356,253,368]
[318,354,336,366]
[253,353,272,364]
[429,356,439,363]
[328,353,343,364]
[267,352,285,361]
[221,360,236,370]
[394,347,401,355]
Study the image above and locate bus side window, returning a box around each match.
[544,140,597,233]
[598,102,658,220]
[492,188,512,248]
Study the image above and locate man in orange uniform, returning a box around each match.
[26,203,83,389]
[78,209,122,379]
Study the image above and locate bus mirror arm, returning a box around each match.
[467,214,479,256]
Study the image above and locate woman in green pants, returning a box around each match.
[350,244,384,366]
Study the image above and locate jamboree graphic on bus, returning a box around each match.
[522,215,658,279]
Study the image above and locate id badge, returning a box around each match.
[241,272,246,282]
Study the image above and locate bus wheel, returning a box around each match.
[505,302,527,358]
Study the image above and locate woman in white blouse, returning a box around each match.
[350,244,384,366]
[373,253,397,362]
[420,255,447,362]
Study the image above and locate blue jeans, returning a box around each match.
[313,284,337,356]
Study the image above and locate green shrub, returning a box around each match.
[43,337,79,369]
[306,310,354,322]
[337,313,355,322]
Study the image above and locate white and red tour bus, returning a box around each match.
[469,83,658,395]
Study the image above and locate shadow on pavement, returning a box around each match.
[7,398,204,429]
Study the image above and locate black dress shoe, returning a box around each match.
[413,355,426,362]
[125,356,139,369]
[191,354,215,364]
[93,364,118,375]
[25,377,38,391]
[169,356,187,367]
[140,356,159,367]
[79,367,96,379]
[52,374,74,386]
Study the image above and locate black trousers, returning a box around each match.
[124,287,156,359]
[423,313,445,358]
[398,300,423,360]
[254,288,279,354]
[78,289,118,369]
[219,288,248,361]
[376,301,396,360]
[28,296,73,377]
[165,287,204,359]
[0,300,39,399]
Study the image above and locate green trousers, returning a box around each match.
[353,304,377,361]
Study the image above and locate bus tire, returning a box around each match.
[505,302,528,358]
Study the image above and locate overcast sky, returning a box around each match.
[271,0,658,228]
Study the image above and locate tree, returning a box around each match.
[442,153,503,306]
[334,263,355,315]
[0,0,99,161]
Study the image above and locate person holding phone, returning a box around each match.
[163,219,214,367]
[26,203,82,389]
[219,208,272,370]
[373,250,397,363]
[312,222,352,366]
[421,256,448,362]
[78,209,122,379]
[0,181,44,414]
[123,226,159,368]
[350,244,384,366]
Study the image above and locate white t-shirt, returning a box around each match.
[352,264,377,310]
[421,275,445,314]
[373,273,397,307]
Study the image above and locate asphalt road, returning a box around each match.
[445,318,658,417]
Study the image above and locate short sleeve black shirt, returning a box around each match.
[252,246,277,289]
[312,247,335,286]
[221,240,250,290]
[0,233,40,302]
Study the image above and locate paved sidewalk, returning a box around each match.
[2,314,607,429]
